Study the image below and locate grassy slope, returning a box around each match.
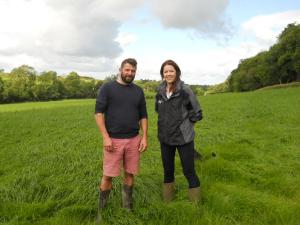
[0,87,299,225]
[256,82,300,91]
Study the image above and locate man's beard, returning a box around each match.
[120,73,135,84]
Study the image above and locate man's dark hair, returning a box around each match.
[121,58,137,68]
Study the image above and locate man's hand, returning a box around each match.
[139,136,147,152]
[103,136,113,152]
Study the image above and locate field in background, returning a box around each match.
[0,87,300,225]
[256,81,300,91]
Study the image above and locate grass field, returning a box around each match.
[0,87,300,225]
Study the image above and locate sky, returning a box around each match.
[0,0,300,85]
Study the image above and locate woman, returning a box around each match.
[155,59,203,202]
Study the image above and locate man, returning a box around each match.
[95,58,148,213]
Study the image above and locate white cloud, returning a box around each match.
[115,33,138,47]
[126,46,257,85]
[0,0,143,73]
[0,1,299,85]
[242,10,300,47]
[124,10,300,85]
[149,0,232,38]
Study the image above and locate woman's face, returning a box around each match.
[163,64,177,84]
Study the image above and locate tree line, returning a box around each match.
[227,23,300,92]
[0,66,104,103]
[0,67,165,103]
[0,66,209,103]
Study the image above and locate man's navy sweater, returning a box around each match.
[95,81,147,138]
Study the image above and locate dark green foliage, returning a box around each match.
[104,74,118,83]
[228,23,300,91]
[205,81,229,95]
[0,70,162,104]
[0,70,101,103]
[0,76,3,101]
[3,65,37,102]
[190,85,207,95]
[32,71,63,101]
[135,79,160,92]
[63,72,83,98]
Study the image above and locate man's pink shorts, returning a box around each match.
[103,135,141,177]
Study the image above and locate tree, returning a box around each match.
[292,50,300,81]
[206,81,229,94]
[276,23,300,83]
[142,80,159,92]
[6,65,37,102]
[0,77,4,102]
[190,85,206,95]
[80,79,97,98]
[32,71,62,100]
[228,23,300,91]
[104,74,117,83]
[63,72,82,98]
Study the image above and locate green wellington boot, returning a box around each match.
[188,187,201,202]
[96,189,111,223]
[162,182,175,202]
[122,184,133,211]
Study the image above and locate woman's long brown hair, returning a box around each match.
[160,59,181,93]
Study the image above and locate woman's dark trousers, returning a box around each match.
[160,141,200,188]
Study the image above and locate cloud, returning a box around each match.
[241,10,300,47]
[115,32,138,47]
[133,10,300,85]
[149,0,232,38]
[128,47,257,85]
[1,1,299,84]
[0,0,143,73]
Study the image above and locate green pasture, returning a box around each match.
[0,87,299,225]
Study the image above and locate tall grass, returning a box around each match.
[0,87,299,225]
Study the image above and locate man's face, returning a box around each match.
[120,63,136,84]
